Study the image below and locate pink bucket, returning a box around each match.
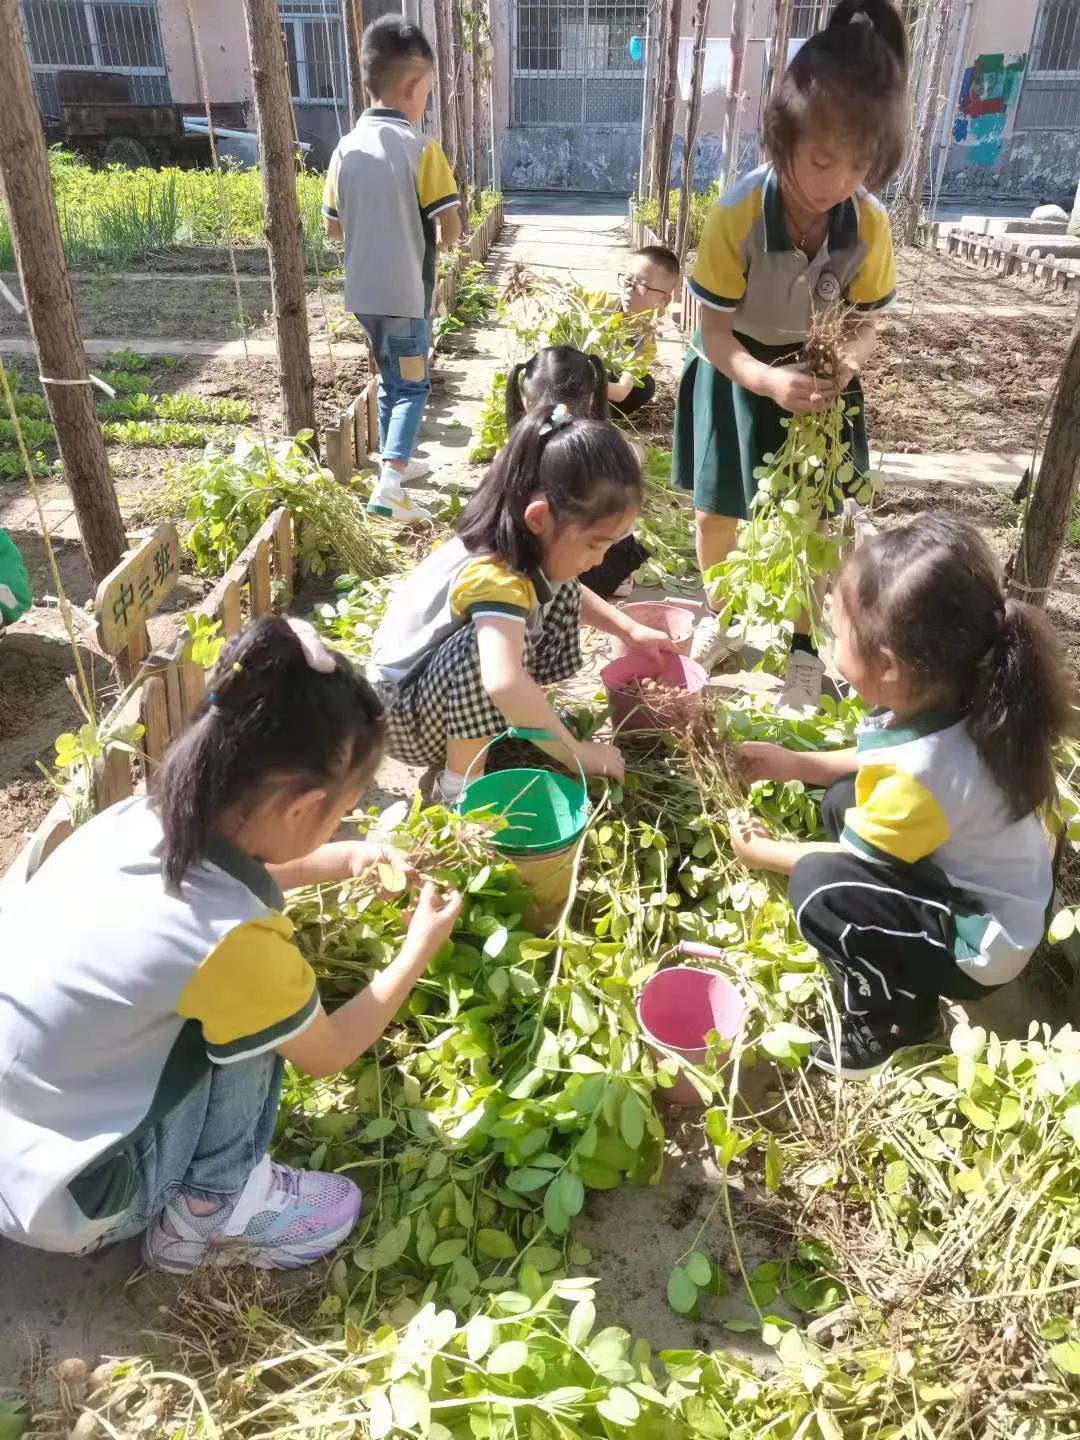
[601,651,708,734]
[637,966,746,1106]
[608,601,694,660]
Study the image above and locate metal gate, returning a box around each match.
[18,0,170,117]
[508,0,648,189]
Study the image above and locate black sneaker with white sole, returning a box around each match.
[810,1013,944,1080]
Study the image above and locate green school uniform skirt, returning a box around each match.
[672,331,870,519]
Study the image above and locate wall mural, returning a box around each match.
[952,51,1028,167]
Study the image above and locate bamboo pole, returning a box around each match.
[432,0,456,164]
[241,0,316,444]
[342,0,364,126]
[894,0,953,245]
[450,0,470,210]
[769,0,793,99]
[0,0,126,582]
[675,0,710,263]
[723,0,749,188]
[470,7,482,214]
[655,0,683,240]
[647,0,671,203]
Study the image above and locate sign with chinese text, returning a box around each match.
[95,522,180,657]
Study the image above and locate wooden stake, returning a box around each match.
[647,0,671,202]
[432,0,456,165]
[342,0,365,127]
[769,0,793,99]
[1008,321,1080,608]
[0,0,126,584]
[675,0,710,264]
[723,0,748,189]
[893,0,953,247]
[450,0,470,212]
[241,0,316,445]
[470,7,483,216]
[655,0,683,241]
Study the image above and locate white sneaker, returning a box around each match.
[690,612,736,672]
[778,650,825,716]
[612,576,635,600]
[367,484,432,526]
[378,456,432,484]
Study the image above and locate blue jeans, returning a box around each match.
[355,313,431,464]
[86,1052,283,1251]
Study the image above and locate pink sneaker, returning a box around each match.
[142,1155,362,1273]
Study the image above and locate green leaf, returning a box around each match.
[568,1298,597,1346]
[558,1170,585,1216]
[0,1401,29,1440]
[957,1096,997,1130]
[359,1216,411,1271]
[667,1264,697,1314]
[361,1116,396,1141]
[429,1238,467,1266]
[619,1090,646,1150]
[765,1133,783,1194]
[483,925,509,958]
[587,1327,634,1381]
[487,1340,529,1375]
[1049,1339,1080,1375]
[544,1180,569,1235]
[465,1314,495,1362]
[390,1378,430,1433]
[506,1166,554,1194]
[476,1228,516,1259]
[685,1251,712,1287]
[595,1387,641,1425]
[453,1184,474,1229]
[570,989,600,1035]
[884,1160,909,1194]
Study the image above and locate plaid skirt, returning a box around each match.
[382,581,584,767]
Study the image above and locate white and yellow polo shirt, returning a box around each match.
[688,165,897,345]
[842,710,1052,986]
[0,798,318,1251]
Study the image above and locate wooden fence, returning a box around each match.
[324,198,505,483]
[919,220,1080,298]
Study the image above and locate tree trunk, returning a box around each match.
[0,0,126,583]
[675,0,709,262]
[647,0,671,203]
[242,0,316,444]
[655,0,683,241]
[1008,322,1080,607]
[723,0,748,189]
[470,8,482,214]
[432,0,455,165]
[450,0,470,214]
[342,0,365,126]
[769,0,793,99]
[894,0,953,246]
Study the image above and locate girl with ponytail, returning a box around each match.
[729,511,1074,1078]
[0,615,461,1270]
[675,0,909,713]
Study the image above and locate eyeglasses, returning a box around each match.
[618,272,673,300]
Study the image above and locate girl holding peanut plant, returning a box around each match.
[731,514,1073,1078]
[0,616,460,1271]
[673,0,908,712]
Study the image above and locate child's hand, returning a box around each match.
[406,882,463,954]
[763,365,836,415]
[575,740,625,783]
[738,742,802,783]
[625,622,677,662]
[727,810,777,869]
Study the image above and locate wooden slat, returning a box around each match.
[97,745,134,809]
[164,658,184,735]
[273,511,294,607]
[324,414,352,484]
[250,538,272,617]
[141,673,169,767]
[178,661,206,720]
[220,577,243,636]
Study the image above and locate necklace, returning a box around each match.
[783,205,827,254]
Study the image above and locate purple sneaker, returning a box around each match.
[142,1155,362,1274]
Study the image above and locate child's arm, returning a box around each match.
[475,616,624,779]
[740,742,859,787]
[278,884,462,1077]
[728,814,842,877]
[608,373,636,404]
[700,309,833,414]
[437,206,462,249]
[323,216,343,242]
[268,840,415,893]
[580,587,676,661]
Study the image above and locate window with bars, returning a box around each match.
[279,0,344,103]
[1029,0,1080,72]
[19,0,169,112]
[512,0,649,125]
[1014,0,1080,130]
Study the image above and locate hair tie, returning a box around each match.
[539,403,573,437]
[849,8,873,24]
[288,618,337,675]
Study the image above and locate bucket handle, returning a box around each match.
[459,727,589,799]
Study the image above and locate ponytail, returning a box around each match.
[828,0,908,72]
[457,410,642,574]
[838,512,1074,823]
[156,616,384,889]
[968,599,1073,819]
[505,346,611,433]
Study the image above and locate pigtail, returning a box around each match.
[157,710,236,889]
[588,353,611,421]
[968,599,1074,820]
[505,360,530,431]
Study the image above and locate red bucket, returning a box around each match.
[637,965,746,1106]
[601,651,707,734]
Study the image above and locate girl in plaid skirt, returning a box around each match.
[369,408,675,803]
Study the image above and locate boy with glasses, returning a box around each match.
[608,245,680,418]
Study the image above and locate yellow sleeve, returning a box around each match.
[846,196,897,312]
[177,915,319,1064]
[843,764,950,866]
[417,141,459,219]
[450,558,535,623]
[688,194,752,311]
[321,147,340,220]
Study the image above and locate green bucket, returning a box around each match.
[457,728,591,856]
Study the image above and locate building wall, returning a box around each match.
[159,0,249,106]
